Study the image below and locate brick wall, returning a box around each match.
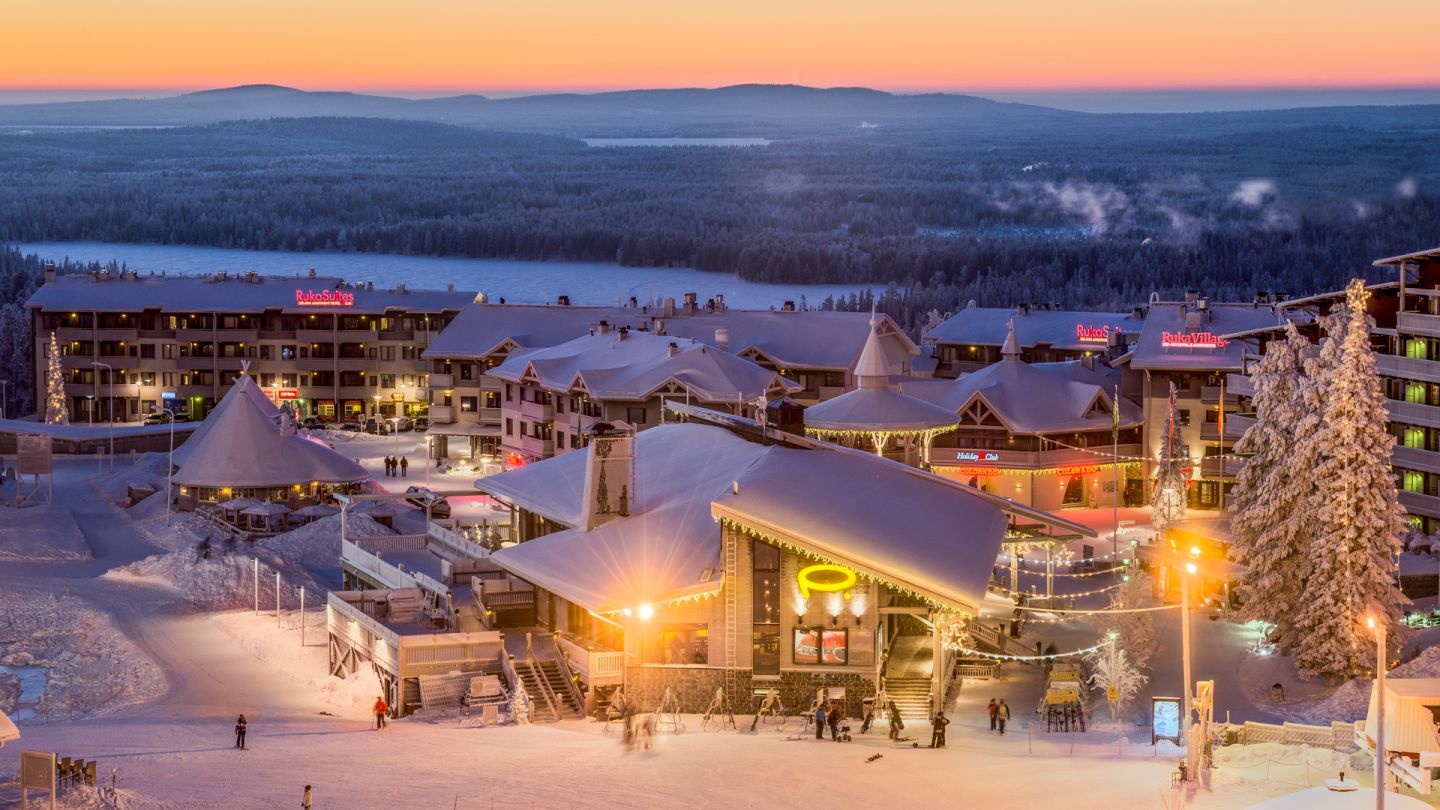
[623,667,878,719]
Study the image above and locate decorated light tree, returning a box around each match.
[43,330,68,425]
[1087,633,1148,729]
[1151,382,1187,532]
[1106,569,1157,672]
[1228,323,1315,650]
[1293,280,1407,681]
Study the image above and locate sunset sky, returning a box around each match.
[5,0,1437,93]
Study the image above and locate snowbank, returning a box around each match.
[0,505,91,560]
[90,452,171,503]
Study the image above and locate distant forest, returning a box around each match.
[0,109,1437,404]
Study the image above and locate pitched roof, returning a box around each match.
[170,375,279,466]
[803,315,958,432]
[925,305,1141,351]
[903,357,1140,435]
[1130,302,1287,372]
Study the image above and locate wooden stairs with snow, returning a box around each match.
[885,635,934,719]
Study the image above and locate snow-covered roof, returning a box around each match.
[0,708,17,746]
[25,272,477,315]
[711,447,1008,610]
[242,501,292,515]
[803,315,957,433]
[925,305,1141,351]
[173,382,368,488]
[903,357,1140,435]
[170,375,279,467]
[489,330,799,402]
[480,424,770,612]
[1130,302,1288,372]
[0,418,200,442]
[423,304,917,372]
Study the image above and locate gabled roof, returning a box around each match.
[924,305,1140,351]
[903,357,1140,435]
[489,330,798,402]
[25,273,477,314]
[1130,302,1288,372]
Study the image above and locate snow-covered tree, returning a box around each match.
[43,331,68,424]
[1106,570,1157,672]
[1293,280,1408,681]
[1151,382,1187,531]
[1088,635,1148,729]
[1228,323,1315,649]
[509,682,533,725]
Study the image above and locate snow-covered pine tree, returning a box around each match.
[1106,570,1157,672]
[1151,382,1187,532]
[1293,280,1407,681]
[1228,322,1314,648]
[43,330,68,424]
[1087,635,1148,729]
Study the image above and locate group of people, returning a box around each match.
[987,698,1012,734]
[382,456,409,477]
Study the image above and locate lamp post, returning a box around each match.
[1180,546,1200,730]
[1369,615,1387,808]
[91,361,114,471]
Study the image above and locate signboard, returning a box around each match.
[294,289,355,307]
[1054,464,1102,476]
[793,629,848,665]
[391,393,404,401]
[20,749,56,809]
[956,450,999,462]
[1151,696,1183,744]
[1075,324,1117,344]
[16,435,52,477]
[276,389,299,400]
[1106,686,1120,703]
[160,390,177,400]
[1046,688,1079,705]
[1161,331,1229,349]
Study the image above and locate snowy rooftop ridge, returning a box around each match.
[803,315,958,432]
[902,356,1140,435]
[924,305,1142,351]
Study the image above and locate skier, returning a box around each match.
[814,700,827,739]
[887,699,903,741]
[997,699,1010,735]
[988,698,998,731]
[859,695,876,734]
[373,695,389,730]
[301,785,313,810]
[400,456,409,477]
[234,714,247,749]
[931,711,950,748]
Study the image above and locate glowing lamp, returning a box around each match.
[1184,562,1197,575]
[796,564,857,599]
[637,603,654,621]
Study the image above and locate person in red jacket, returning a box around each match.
[373,696,389,730]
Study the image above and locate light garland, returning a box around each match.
[998,545,1135,562]
[997,561,1131,579]
[957,642,1108,661]
[601,587,721,617]
[804,425,957,443]
[1005,602,1181,615]
[995,580,1127,600]
[947,461,1141,478]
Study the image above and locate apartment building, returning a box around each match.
[25,267,476,422]
[923,302,1143,377]
[420,295,918,460]
[488,324,800,463]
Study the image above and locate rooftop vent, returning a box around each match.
[597,320,611,335]
[715,328,730,352]
[557,295,570,306]
[662,298,676,318]
[668,341,679,357]
[394,283,406,295]
[782,301,796,312]
[308,268,317,278]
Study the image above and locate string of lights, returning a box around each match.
[996,562,1131,579]
[957,641,1110,661]
[1003,602,1182,615]
[1040,435,1250,463]
[997,580,1127,600]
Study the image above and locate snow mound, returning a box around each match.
[105,549,327,612]
[0,505,91,560]
[1392,645,1440,678]
[1293,679,1371,724]
[91,452,171,503]
[260,513,392,578]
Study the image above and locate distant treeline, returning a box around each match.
[0,114,1437,358]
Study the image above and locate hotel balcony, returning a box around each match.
[477,407,502,423]
[1377,353,1440,385]
[175,356,216,371]
[295,357,335,372]
[1224,373,1255,399]
[520,435,554,458]
[335,329,376,343]
[1199,457,1245,478]
[213,328,259,343]
[93,328,139,342]
[1398,311,1440,339]
[258,329,297,341]
[377,328,414,342]
[176,384,215,399]
[214,357,247,371]
[1393,446,1440,476]
[61,355,97,370]
[137,328,176,339]
[1199,420,1246,442]
[1389,399,1440,429]
[175,327,216,343]
[427,372,454,390]
[336,357,373,372]
[520,400,554,421]
[1400,490,1440,519]
[1200,385,1241,405]
[428,405,455,423]
[295,329,336,343]
[53,326,94,342]
[478,376,502,391]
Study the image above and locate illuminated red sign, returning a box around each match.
[1161,331,1228,349]
[294,289,355,307]
[276,389,299,400]
[1075,324,1116,344]
[1054,464,1102,476]
[505,452,528,469]
[955,466,999,476]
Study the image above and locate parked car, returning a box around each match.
[340,422,362,433]
[301,416,324,430]
[395,416,414,432]
[362,417,390,435]
[404,486,451,519]
[171,413,191,423]
[414,416,430,431]
[143,411,172,425]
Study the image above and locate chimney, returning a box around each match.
[715,328,730,352]
[308,268,317,278]
[557,295,571,306]
[580,423,635,530]
[597,320,611,335]
[44,261,55,284]
[715,293,725,311]
[1185,289,1199,305]
[683,292,697,315]
[395,282,406,295]
[1196,297,1208,312]
[629,296,638,309]
[1017,303,1029,316]
[782,300,795,312]
[668,341,679,357]
[654,318,666,336]
[617,326,629,340]
[1130,306,1145,320]
[447,283,455,292]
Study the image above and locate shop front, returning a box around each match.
[931,452,1140,512]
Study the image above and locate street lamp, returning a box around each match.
[1180,545,1200,731]
[91,361,114,472]
[1369,615,1387,808]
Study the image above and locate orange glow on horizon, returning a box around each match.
[4,1,1437,94]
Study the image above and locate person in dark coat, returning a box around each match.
[887,699,904,740]
[997,699,1010,734]
[931,711,950,748]
[813,701,826,739]
[301,785,313,809]
[382,456,392,477]
[400,456,409,477]
[988,698,998,731]
[827,701,841,741]
[860,696,876,734]
[235,714,247,749]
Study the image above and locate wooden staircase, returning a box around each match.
[885,635,934,720]
[885,678,932,720]
[538,660,583,719]
[514,658,560,722]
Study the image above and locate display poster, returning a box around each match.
[1152,696,1182,744]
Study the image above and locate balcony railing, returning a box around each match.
[1224,373,1255,398]
[1399,490,1440,518]
[93,328,139,342]
[935,444,1142,470]
[1200,421,1246,441]
[1377,353,1440,385]
[520,400,554,422]
[1393,446,1440,476]
[1398,311,1440,339]
[427,373,454,389]
[1199,457,1245,478]
[1389,399,1440,429]
[520,435,554,458]
[214,329,259,342]
[428,405,455,423]
[295,329,336,343]
[1200,385,1241,404]
[295,357,335,372]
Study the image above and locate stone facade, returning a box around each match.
[623,666,878,718]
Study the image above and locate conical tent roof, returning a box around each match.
[173,388,366,488]
[804,314,956,434]
[171,375,279,466]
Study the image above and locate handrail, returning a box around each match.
[427,523,490,561]
[341,539,449,601]
[549,635,587,713]
[524,650,561,722]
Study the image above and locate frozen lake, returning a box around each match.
[15,242,874,310]
[581,137,770,147]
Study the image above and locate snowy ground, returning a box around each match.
[318,429,513,525]
[0,506,91,561]
[0,457,1437,807]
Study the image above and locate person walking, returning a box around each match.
[373,695,389,730]
[813,700,826,740]
[382,456,392,477]
[301,785,313,810]
[997,699,1010,735]
[234,714,247,749]
[887,699,903,741]
[931,711,950,748]
[859,695,876,734]
[827,701,841,741]
[988,698,999,731]
[399,456,408,477]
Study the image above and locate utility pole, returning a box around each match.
[1371,615,1387,809]
[253,557,259,615]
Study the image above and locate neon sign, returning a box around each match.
[294,289,355,307]
[1161,331,1228,349]
[955,466,999,476]
[1054,464,1101,476]
[276,389,299,400]
[1075,324,1116,344]
[956,450,999,462]
[796,564,857,599]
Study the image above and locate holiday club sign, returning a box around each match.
[1160,331,1228,349]
[294,289,355,307]
[956,450,1000,462]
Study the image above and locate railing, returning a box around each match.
[520,435,554,457]
[555,635,624,687]
[955,659,1001,679]
[427,523,490,561]
[549,636,588,712]
[427,373,454,390]
[1399,490,1440,517]
[1378,353,1440,384]
[1399,311,1440,338]
[520,400,555,421]
[1199,385,1240,404]
[1393,446,1440,476]
[327,592,401,660]
[1200,457,1246,477]
[1389,399,1440,429]
[341,538,448,599]
[1225,373,1255,398]
[428,405,455,423]
[353,534,426,554]
[1222,720,1356,751]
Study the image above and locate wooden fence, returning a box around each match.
[1220,720,1357,751]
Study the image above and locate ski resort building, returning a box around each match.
[471,407,1094,719]
[905,321,1144,511]
[923,302,1142,377]
[24,265,476,423]
[419,298,918,460]
[487,325,800,463]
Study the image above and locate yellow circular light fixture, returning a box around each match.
[797,563,857,600]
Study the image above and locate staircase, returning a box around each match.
[538,660,584,719]
[886,678,932,720]
[514,658,560,722]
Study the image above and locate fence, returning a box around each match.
[1218,720,1357,751]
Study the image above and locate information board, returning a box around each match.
[1152,696,1182,744]
[16,435,52,476]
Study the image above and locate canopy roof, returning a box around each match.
[1363,678,1440,755]
[804,316,957,434]
[173,385,367,488]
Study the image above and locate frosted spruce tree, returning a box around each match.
[1293,280,1407,681]
[1227,323,1315,649]
[43,331,68,424]
[1088,635,1148,729]
[1151,382,1188,532]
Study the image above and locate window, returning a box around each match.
[460,397,477,413]
[505,418,513,436]
[161,344,175,359]
[1408,339,1429,360]
[505,383,513,402]
[752,541,781,677]
[1405,427,1426,450]
[460,364,474,381]
[1404,470,1426,493]
[162,372,176,387]
[379,374,396,389]
[626,407,647,426]
[643,624,709,665]
[1407,383,1427,405]
[793,628,848,666]
[139,371,155,386]
[1176,409,1191,427]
